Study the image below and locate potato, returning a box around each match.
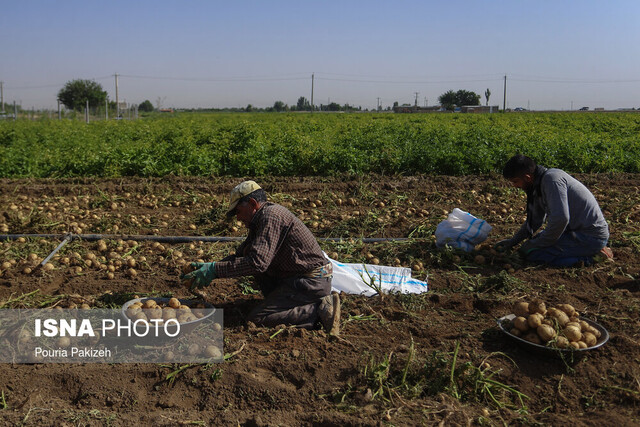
[557,304,576,318]
[588,326,601,339]
[564,325,582,342]
[134,312,148,322]
[142,299,157,309]
[566,321,580,329]
[569,341,580,350]
[547,308,570,327]
[513,302,529,318]
[555,336,570,349]
[204,345,222,358]
[528,299,546,315]
[168,297,181,309]
[510,328,522,337]
[579,321,590,332]
[126,307,141,318]
[583,332,597,347]
[187,344,200,355]
[523,332,542,345]
[146,308,163,320]
[162,308,177,321]
[527,313,544,329]
[57,336,71,347]
[513,316,529,332]
[537,324,556,342]
[577,341,588,349]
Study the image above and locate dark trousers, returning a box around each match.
[247,275,332,329]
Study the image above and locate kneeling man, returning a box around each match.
[182,181,340,335]
[495,155,612,266]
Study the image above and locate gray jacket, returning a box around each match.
[511,168,609,249]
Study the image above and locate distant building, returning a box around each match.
[393,105,441,113]
[460,105,499,113]
[394,105,498,114]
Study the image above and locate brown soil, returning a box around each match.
[0,174,639,426]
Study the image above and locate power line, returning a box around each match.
[118,74,310,82]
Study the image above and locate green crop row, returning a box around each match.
[0,112,639,177]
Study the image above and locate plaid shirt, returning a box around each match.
[215,202,327,279]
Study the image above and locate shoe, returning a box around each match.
[318,292,341,336]
[599,247,614,261]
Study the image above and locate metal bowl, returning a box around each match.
[121,297,216,335]
[497,314,609,358]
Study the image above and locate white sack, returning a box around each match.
[325,254,428,296]
[435,208,492,252]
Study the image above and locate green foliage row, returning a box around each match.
[1,112,639,178]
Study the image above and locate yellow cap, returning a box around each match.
[227,180,261,215]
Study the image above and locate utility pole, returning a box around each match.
[377,97,381,111]
[115,73,119,118]
[414,92,419,107]
[310,73,314,113]
[503,75,507,111]
[105,99,108,120]
[57,99,61,120]
[85,100,89,123]
[0,81,4,112]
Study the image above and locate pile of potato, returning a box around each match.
[124,298,209,325]
[507,299,602,350]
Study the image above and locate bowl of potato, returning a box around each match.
[497,299,609,358]
[121,297,217,336]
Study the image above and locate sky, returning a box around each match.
[1,0,639,111]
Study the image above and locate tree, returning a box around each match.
[484,88,491,106]
[326,102,341,111]
[438,89,481,110]
[296,96,311,111]
[438,90,457,111]
[455,90,481,106]
[273,101,287,112]
[57,79,107,111]
[138,100,154,112]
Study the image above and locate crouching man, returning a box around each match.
[495,155,612,266]
[182,181,340,335]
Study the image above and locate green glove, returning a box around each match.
[180,262,217,289]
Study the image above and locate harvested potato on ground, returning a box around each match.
[555,336,570,349]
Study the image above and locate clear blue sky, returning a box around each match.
[2,0,639,110]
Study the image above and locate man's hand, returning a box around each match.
[517,242,537,258]
[180,262,217,290]
[494,239,515,253]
